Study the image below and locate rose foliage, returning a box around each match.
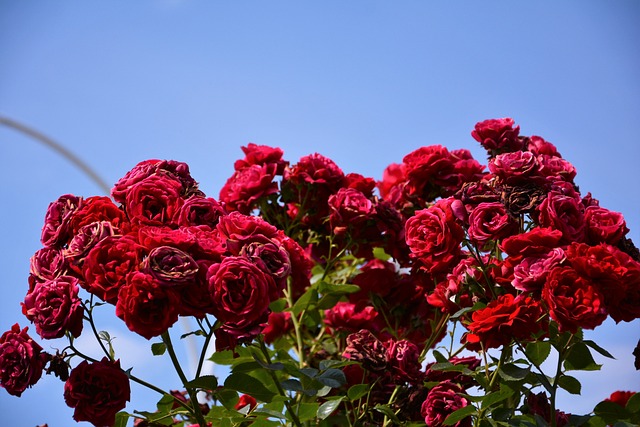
[2,119,640,427]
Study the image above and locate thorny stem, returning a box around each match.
[82,298,112,360]
[162,332,207,427]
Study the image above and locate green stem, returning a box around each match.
[195,319,218,379]
[162,332,207,427]
[82,299,112,360]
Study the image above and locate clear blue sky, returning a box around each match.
[1,2,639,426]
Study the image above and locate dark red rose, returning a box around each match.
[68,196,127,236]
[234,394,258,412]
[111,159,199,204]
[137,226,197,253]
[421,381,471,427]
[83,235,143,304]
[325,302,378,334]
[471,118,522,154]
[233,143,287,174]
[349,259,397,303]
[328,188,375,235]
[30,247,68,283]
[537,189,586,244]
[527,135,560,157]
[584,206,628,245]
[174,196,225,229]
[219,163,280,214]
[22,276,84,340]
[342,329,388,373]
[239,239,291,297]
[0,324,47,397]
[385,339,423,383]
[501,227,563,257]
[543,266,607,333]
[537,154,576,183]
[464,294,547,350]
[176,260,216,318]
[467,202,519,247]
[526,392,570,427]
[405,198,464,274]
[217,212,279,249]
[64,358,130,427]
[41,194,82,248]
[65,221,120,271]
[262,311,293,344]
[207,256,274,328]
[115,271,180,339]
[500,183,547,216]
[377,162,407,206]
[488,151,539,185]
[125,174,184,228]
[143,245,199,287]
[344,173,376,197]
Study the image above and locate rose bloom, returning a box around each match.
[143,245,199,287]
[82,235,143,304]
[377,162,407,206]
[385,339,423,384]
[64,358,131,427]
[328,187,375,235]
[421,381,471,427]
[22,275,84,340]
[342,329,388,373]
[233,143,287,174]
[467,202,519,247]
[174,196,226,229]
[207,256,274,328]
[512,248,566,293]
[542,266,607,333]
[219,163,280,214]
[262,311,293,344]
[125,174,185,228]
[115,271,181,339]
[537,189,586,244]
[65,221,120,271]
[427,256,480,314]
[40,194,82,248]
[0,323,48,397]
[471,117,522,154]
[584,205,628,245]
[68,196,127,236]
[501,227,563,257]
[488,151,538,185]
[325,302,378,334]
[29,246,68,283]
[536,154,577,184]
[527,135,560,157]
[465,294,547,350]
[405,198,464,274]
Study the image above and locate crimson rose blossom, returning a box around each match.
[219,163,280,214]
[537,189,586,244]
[471,117,522,154]
[125,174,184,227]
[22,275,84,340]
[41,194,82,248]
[64,358,130,427]
[421,381,471,427]
[324,302,378,333]
[467,201,519,247]
[233,143,287,172]
[0,324,48,397]
[115,271,181,339]
[542,266,607,333]
[584,205,628,245]
[385,339,423,384]
[405,198,464,274]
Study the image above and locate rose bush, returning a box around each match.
[1,118,639,426]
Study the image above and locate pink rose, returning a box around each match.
[512,248,566,293]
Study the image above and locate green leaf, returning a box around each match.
[224,372,276,403]
[481,387,514,409]
[209,350,236,365]
[319,359,351,371]
[98,330,111,341]
[113,412,129,427]
[318,398,344,420]
[557,375,581,395]
[269,298,287,313]
[253,354,284,371]
[593,401,630,424]
[525,341,551,366]
[347,384,370,401]
[151,342,167,356]
[185,375,218,391]
[317,368,347,388]
[443,404,476,425]
[280,379,304,392]
[626,392,640,413]
[498,364,530,382]
[291,286,318,315]
[298,402,320,421]
[252,409,287,420]
[250,419,282,427]
[373,404,401,424]
[583,340,615,359]
[564,342,601,371]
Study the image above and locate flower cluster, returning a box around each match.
[1,119,639,427]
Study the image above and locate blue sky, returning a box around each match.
[1,1,639,425]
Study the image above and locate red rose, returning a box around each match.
[207,256,273,329]
[405,198,464,274]
[40,194,82,248]
[174,196,225,229]
[219,163,280,214]
[143,245,199,287]
[512,248,565,293]
[68,196,127,236]
[385,339,423,383]
[115,271,180,339]
[325,302,378,334]
[262,311,293,344]
[342,329,388,373]
[536,154,576,184]
[471,118,522,154]
[427,256,480,314]
[233,143,287,174]
[217,212,279,249]
[605,390,636,407]
[22,276,84,340]
[465,294,547,350]
[527,135,560,157]
[125,174,184,228]
[234,394,258,412]
[30,247,68,283]
[542,266,607,332]
[83,235,143,304]
[467,202,519,247]
[349,259,397,303]
[64,358,130,426]
[537,189,586,244]
[501,227,563,257]
[328,188,375,235]
[421,381,471,427]
[0,324,47,397]
[488,151,539,186]
[584,205,628,245]
[377,162,407,205]
[65,221,120,271]
[111,159,199,204]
